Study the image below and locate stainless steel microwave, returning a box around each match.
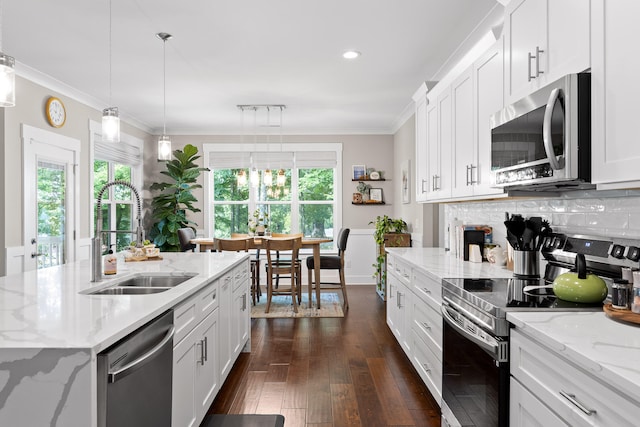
[490,73,592,192]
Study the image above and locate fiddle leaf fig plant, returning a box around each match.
[149,144,209,251]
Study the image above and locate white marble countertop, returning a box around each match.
[0,252,248,352]
[507,311,640,404]
[385,247,515,281]
[386,246,640,404]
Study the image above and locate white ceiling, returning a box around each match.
[4,0,501,135]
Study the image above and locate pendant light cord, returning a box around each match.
[162,37,166,136]
[108,0,112,106]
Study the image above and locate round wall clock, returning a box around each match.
[45,97,66,128]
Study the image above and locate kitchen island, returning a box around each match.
[0,252,250,427]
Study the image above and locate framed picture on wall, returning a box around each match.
[352,164,366,180]
[370,188,383,202]
[401,160,410,204]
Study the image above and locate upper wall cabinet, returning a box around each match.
[413,84,430,202]
[504,0,590,105]
[591,0,640,188]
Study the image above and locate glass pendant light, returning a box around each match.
[236,169,247,186]
[263,169,273,187]
[0,1,15,107]
[250,168,260,187]
[277,169,286,187]
[157,32,173,161]
[101,0,119,142]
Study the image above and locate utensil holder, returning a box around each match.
[513,250,539,277]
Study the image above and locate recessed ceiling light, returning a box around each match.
[343,50,361,59]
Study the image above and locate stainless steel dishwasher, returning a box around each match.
[97,310,174,427]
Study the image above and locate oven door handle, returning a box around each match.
[543,87,565,171]
[441,302,504,361]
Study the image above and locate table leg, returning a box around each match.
[313,245,321,309]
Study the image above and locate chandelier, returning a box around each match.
[236,105,287,196]
[101,0,119,142]
[157,32,173,161]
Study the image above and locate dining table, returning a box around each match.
[190,236,333,309]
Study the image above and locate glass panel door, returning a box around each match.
[36,161,67,268]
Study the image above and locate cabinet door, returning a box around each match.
[195,310,219,421]
[592,0,640,187]
[173,332,198,427]
[425,100,439,200]
[429,89,452,200]
[473,38,505,197]
[547,0,590,82]
[510,378,569,427]
[231,286,249,357]
[451,69,475,198]
[415,93,429,202]
[218,273,233,381]
[505,0,546,104]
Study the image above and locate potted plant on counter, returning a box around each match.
[370,215,411,300]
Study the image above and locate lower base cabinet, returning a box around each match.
[386,252,442,405]
[172,260,251,427]
[510,329,638,426]
[173,309,219,427]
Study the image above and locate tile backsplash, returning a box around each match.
[443,189,640,248]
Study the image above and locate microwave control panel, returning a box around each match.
[494,163,553,185]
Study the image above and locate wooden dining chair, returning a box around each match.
[216,237,261,306]
[267,233,303,288]
[306,228,350,310]
[231,233,262,304]
[265,236,302,313]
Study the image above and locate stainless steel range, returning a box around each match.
[440,232,640,427]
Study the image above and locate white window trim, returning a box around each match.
[88,120,144,239]
[202,142,343,240]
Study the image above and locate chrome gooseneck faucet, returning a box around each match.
[91,180,144,282]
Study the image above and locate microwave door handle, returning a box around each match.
[543,87,565,170]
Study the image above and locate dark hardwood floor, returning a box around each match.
[207,285,441,427]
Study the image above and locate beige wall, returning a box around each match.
[1,77,153,274]
[392,114,438,247]
[145,134,395,233]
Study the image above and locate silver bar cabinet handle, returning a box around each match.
[559,391,596,416]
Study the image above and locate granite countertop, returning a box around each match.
[0,252,248,352]
[387,246,640,404]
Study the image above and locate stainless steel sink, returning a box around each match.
[84,273,197,295]
[117,274,196,288]
[91,287,170,295]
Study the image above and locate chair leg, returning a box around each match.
[339,268,349,310]
[307,267,313,308]
[265,270,273,313]
[290,272,298,313]
[296,263,302,304]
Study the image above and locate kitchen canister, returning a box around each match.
[611,279,630,310]
[513,250,539,277]
[633,271,640,314]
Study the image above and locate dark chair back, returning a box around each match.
[337,228,350,254]
[177,227,197,252]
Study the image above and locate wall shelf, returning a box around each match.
[352,202,386,205]
[352,179,386,182]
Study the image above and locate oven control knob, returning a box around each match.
[610,244,626,259]
[626,246,640,262]
[552,236,564,249]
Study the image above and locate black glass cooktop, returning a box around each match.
[443,277,604,312]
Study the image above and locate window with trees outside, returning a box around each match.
[91,124,144,252]
[205,143,341,251]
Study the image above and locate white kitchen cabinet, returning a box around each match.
[510,328,638,426]
[510,377,569,427]
[413,83,430,202]
[472,38,506,198]
[591,0,640,188]
[424,88,452,201]
[504,0,590,105]
[451,68,475,199]
[218,270,234,381]
[386,256,412,354]
[172,279,220,427]
[231,265,250,358]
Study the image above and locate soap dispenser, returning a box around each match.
[104,245,117,275]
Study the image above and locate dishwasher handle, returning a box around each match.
[108,325,175,383]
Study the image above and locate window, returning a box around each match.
[204,143,342,249]
[90,121,144,252]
